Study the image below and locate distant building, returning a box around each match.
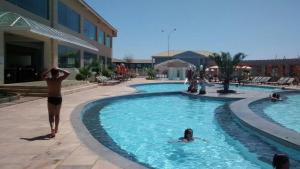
[241,58,300,77]
[152,50,212,68]
[112,58,152,76]
[154,59,194,80]
[0,0,117,83]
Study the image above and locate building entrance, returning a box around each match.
[4,34,44,83]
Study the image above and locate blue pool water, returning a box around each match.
[133,83,280,93]
[98,95,270,169]
[263,94,300,133]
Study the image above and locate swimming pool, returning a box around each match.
[85,94,271,169]
[132,83,280,93]
[252,93,300,133]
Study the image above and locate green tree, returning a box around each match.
[209,52,246,93]
[145,68,157,79]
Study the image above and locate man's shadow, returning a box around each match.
[20,134,52,141]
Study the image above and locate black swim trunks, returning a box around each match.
[48,97,62,105]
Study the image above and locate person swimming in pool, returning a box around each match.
[42,67,70,138]
[178,128,208,143]
[179,128,194,142]
[271,93,282,102]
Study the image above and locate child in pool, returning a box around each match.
[178,128,208,143]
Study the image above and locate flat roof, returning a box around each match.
[112,58,152,64]
[152,50,212,57]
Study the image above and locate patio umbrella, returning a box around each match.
[208,65,219,69]
[241,66,252,70]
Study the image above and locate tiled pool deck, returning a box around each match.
[0,78,300,169]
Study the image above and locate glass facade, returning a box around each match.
[58,1,80,33]
[84,52,97,67]
[98,29,105,45]
[84,19,97,41]
[107,57,112,66]
[6,0,49,19]
[58,45,80,68]
[99,56,105,65]
[105,35,112,48]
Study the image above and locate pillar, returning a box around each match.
[80,50,84,68]
[50,39,58,67]
[0,31,4,84]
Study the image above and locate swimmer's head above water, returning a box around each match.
[184,128,194,142]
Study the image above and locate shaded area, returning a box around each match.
[215,104,300,168]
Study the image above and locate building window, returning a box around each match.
[58,45,80,68]
[84,52,97,67]
[99,56,105,65]
[6,0,49,19]
[84,19,97,41]
[107,57,112,66]
[57,1,80,33]
[98,30,105,45]
[105,35,112,48]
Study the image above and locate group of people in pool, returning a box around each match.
[179,128,290,169]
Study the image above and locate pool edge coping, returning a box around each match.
[71,82,300,169]
[229,90,300,151]
[70,91,244,169]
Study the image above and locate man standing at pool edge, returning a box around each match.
[42,67,70,138]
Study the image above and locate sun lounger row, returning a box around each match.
[250,76,271,83]
[156,74,167,78]
[266,77,295,85]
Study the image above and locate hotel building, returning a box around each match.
[0,0,117,83]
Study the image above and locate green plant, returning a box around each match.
[209,52,246,93]
[77,67,91,80]
[88,59,103,74]
[102,68,113,77]
[75,73,85,80]
[145,68,157,79]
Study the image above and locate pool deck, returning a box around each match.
[0,78,300,169]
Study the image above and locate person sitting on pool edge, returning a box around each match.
[273,154,289,169]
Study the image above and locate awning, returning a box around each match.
[0,11,98,52]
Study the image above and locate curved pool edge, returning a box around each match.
[70,98,148,169]
[229,90,300,151]
[70,91,245,169]
[70,80,300,169]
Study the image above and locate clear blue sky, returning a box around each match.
[85,0,300,60]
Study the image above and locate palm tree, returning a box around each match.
[209,52,246,93]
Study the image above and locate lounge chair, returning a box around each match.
[267,77,285,85]
[257,77,266,83]
[283,78,295,85]
[96,76,109,83]
[260,77,271,84]
[250,76,259,83]
[254,76,263,83]
[97,76,120,86]
[277,77,290,85]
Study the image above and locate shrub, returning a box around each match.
[75,74,85,80]
[145,68,157,79]
[102,69,113,77]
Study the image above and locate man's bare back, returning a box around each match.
[42,67,70,138]
[46,78,62,97]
